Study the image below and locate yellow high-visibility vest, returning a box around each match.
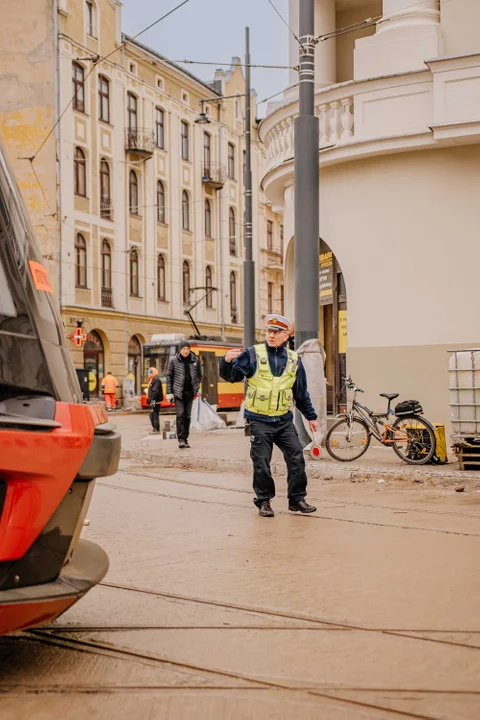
[245,344,298,417]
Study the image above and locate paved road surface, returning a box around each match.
[1,426,480,718]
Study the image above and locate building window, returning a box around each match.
[157,181,165,223]
[100,159,111,218]
[98,75,110,123]
[101,240,112,289]
[267,282,274,314]
[85,1,95,36]
[181,121,189,161]
[205,265,213,308]
[127,92,137,130]
[230,272,238,323]
[205,199,212,238]
[157,254,166,301]
[243,149,246,185]
[228,143,235,179]
[182,260,190,306]
[235,97,242,121]
[75,233,87,288]
[280,225,284,255]
[203,132,211,171]
[267,220,273,250]
[280,284,284,315]
[72,62,85,113]
[229,207,236,256]
[74,147,87,197]
[155,107,165,149]
[182,190,190,231]
[129,170,139,215]
[129,247,139,297]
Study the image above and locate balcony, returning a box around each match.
[125,127,155,157]
[265,246,283,269]
[100,198,113,221]
[259,52,480,205]
[202,163,226,189]
[101,287,114,308]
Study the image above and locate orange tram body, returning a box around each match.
[0,138,120,635]
[141,334,244,410]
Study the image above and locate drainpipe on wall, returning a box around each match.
[53,0,62,311]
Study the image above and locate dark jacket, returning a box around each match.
[219,342,317,423]
[147,375,164,405]
[166,352,202,398]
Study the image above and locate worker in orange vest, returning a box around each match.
[101,371,118,411]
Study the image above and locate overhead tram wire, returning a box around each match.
[316,0,458,42]
[265,0,305,50]
[29,0,194,164]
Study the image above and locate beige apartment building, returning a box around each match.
[261,0,480,427]
[1,0,284,398]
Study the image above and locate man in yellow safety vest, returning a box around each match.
[220,314,318,518]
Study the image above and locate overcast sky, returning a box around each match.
[122,0,290,117]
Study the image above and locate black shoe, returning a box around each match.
[184,441,191,448]
[178,440,186,448]
[289,499,317,514]
[149,430,160,435]
[258,500,274,518]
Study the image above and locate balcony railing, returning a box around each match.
[202,163,226,188]
[101,287,114,308]
[265,245,283,268]
[100,197,113,221]
[125,127,155,156]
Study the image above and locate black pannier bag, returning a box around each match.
[395,400,423,416]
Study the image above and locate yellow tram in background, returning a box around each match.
[141,334,244,410]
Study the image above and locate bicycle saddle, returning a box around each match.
[380,393,399,401]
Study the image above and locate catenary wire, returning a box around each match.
[30,0,194,163]
[264,0,305,49]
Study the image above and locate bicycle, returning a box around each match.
[325,377,436,465]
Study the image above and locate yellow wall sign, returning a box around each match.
[338,310,348,353]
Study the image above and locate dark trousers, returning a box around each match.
[176,392,194,441]
[249,418,308,504]
[149,404,160,431]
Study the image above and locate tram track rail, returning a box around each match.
[20,628,462,720]
[97,477,480,537]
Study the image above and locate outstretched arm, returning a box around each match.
[220,348,256,383]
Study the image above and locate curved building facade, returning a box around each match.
[260,0,480,426]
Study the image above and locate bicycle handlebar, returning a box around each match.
[345,376,364,394]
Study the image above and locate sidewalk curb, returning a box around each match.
[121,447,480,489]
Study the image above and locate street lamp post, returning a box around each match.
[294,0,319,349]
[195,29,254,349]
[243,27,255,349]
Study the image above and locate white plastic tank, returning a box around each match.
[449,350,480,436]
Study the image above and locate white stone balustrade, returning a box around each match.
[260,52,480,204]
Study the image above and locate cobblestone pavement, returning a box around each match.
[2,415,480,719]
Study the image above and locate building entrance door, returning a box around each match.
[319,240,347,415]
[128,335,142,394]
[83,331,104,398]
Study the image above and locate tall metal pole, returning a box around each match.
[243,26,255,348]
[294,0,319,348]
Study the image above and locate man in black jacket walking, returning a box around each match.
[166,341,202,448]
[147,367,164,434]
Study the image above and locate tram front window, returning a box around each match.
[144,344,177,379]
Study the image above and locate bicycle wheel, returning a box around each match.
[391,415,435,465]
[325,417,371,462]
